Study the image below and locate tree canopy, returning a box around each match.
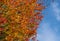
[0,0,44,41]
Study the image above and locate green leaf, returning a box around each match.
[0,23,9,28]
[2,4,7,9]
[0,32,7,40]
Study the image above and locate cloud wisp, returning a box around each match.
[37,22,57,41]
[51,2,60,21]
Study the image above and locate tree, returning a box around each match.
[0,0,44,41]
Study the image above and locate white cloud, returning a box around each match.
[37,22,57,41]
[51,2,60,21]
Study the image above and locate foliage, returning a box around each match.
[0,0,44,41]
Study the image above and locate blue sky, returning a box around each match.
[37,0,60,41]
